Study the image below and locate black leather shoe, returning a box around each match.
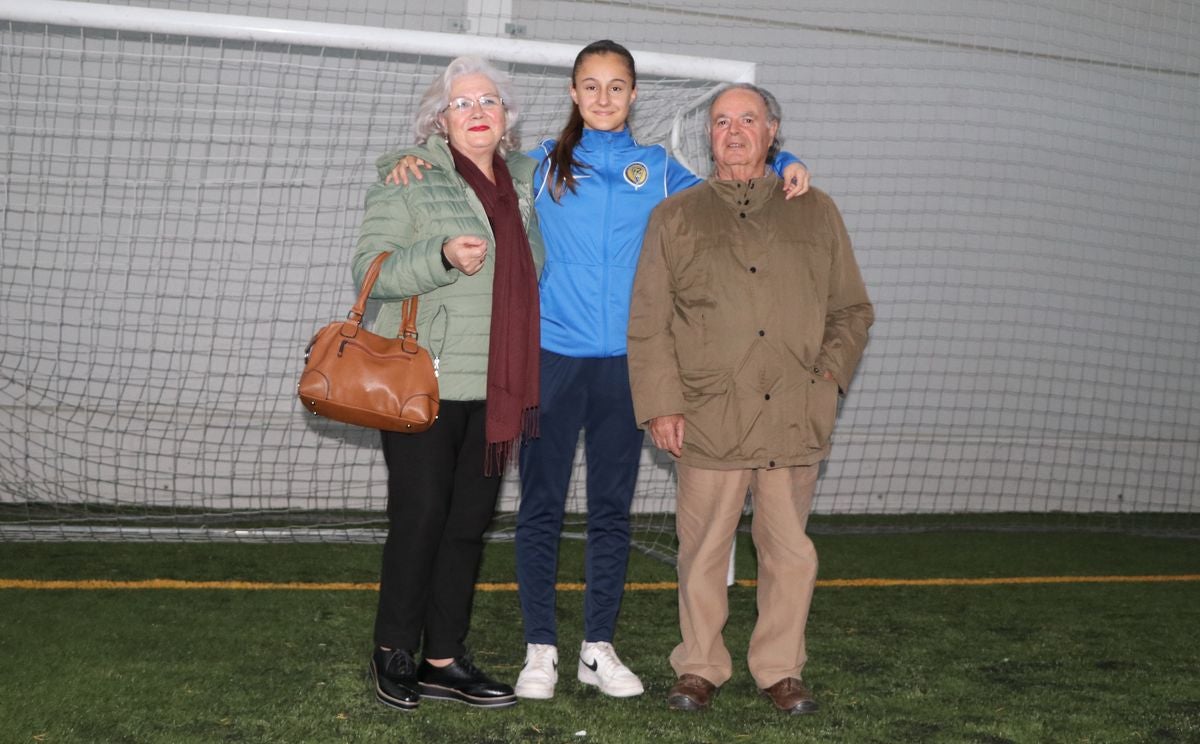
[371,647,420,711]
[418,656,517,708]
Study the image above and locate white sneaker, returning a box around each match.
[577,641,644,697]
[514,643,558,699]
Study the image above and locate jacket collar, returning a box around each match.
[419,135,457,170]
[707,172,780,214]
[578,126,636,151]
[401,135,527,176]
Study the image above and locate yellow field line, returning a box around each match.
[2,575,1199,592]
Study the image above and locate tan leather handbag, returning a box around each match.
[297,252,439,432]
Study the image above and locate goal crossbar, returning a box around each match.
[0,0,755,83]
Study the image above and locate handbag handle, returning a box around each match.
[346,252,421,352]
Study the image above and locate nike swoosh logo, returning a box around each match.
[583,659,598,672]
[523,660,558,671]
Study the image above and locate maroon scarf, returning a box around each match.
[450,144,540,474]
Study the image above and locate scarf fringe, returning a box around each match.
[483,405,539,477]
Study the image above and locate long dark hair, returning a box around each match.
[546,39,637,203]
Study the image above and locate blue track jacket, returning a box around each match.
[530,127,799,358]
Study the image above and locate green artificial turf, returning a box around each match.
[1,533,1198,743]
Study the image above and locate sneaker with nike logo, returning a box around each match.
[514,643,558,699]
[577,641,644,697]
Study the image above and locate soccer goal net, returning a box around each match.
[0,0,737,547]
[3,0,1198,550]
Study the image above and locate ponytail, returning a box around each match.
[547,105,587,202]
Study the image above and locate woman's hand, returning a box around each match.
[442,236,490,275]
[781,162,810,200]
[386,155,433,186]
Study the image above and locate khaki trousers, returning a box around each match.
[671,462,819,689]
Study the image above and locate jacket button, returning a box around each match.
[764,393,771,400]
[749,266,757,273]
[758,330,765,336]
[739,212,746,218]
[768,460,775,467]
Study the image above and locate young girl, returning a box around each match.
[387,39,809,701]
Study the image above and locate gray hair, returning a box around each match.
[412,56,521,155]
[707,82,783,162]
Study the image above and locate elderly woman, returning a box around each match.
[352,56,543,711]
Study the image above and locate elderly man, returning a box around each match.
[627,83,873,714]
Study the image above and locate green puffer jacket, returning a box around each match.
[351,136,544,401]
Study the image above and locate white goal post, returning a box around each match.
[0,0,755,82]
[0,0,751,172]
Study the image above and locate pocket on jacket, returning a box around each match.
[672,249,715,309]
[680,367,736,460]
[804,369,839,448]
[425,303,450,359]
[680,367,730,399]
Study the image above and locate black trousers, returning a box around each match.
[373,399,501,658]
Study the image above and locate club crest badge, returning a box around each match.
[623,162,649,189]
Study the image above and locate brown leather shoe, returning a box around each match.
[760,677,818,714]
[667,674,718,711]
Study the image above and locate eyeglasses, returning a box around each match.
[443,95,505,113]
